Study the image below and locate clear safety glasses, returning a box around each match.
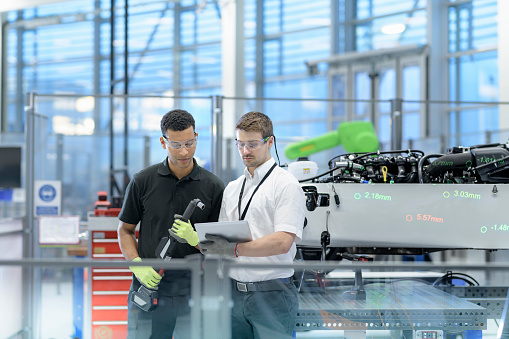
[163,133,198,150]
[235,136,271,151]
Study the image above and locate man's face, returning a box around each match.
[160,126,197,171]
[235,129,273,171]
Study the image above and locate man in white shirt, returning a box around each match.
[199,111,306,338]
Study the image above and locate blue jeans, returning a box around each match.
[231,279,299,339]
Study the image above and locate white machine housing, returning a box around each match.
[300,182,507,250]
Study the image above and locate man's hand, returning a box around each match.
[168,214,189,244]
[169,214,199,246]
[128,257,162,289]
[199,234,236,258]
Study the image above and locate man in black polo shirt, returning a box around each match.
[118,109,224,338]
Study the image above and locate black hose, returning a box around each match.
[298,163,364,183]
[432,272,480,286]
[417,154,444,183]
[298,166,340,183]
[327,150,424,168]
[352,149,425,161]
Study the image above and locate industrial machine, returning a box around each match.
[296,142,509,253]
[289,141,509,338]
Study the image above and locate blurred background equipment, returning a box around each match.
[0,147,22,189]
[284,121,379,160]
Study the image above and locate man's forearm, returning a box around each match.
[236,231,295,257]
[118,225,139,261]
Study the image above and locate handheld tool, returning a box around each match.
[130,198,205,312]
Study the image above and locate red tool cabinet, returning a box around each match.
[88,217,137,339]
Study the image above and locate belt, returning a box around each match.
[234,277,293,292]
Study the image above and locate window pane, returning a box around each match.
[332,74,346,118]
[264,28,329,77]
[354,71,370,116]
[448,0,497,53]
[449,51,498,103]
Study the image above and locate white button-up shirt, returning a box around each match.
[219,158,306,282]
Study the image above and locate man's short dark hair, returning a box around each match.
[160,109,196,136]
[235,111,273,138]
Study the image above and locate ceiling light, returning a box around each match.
[381,23,406,35]
[75,96,95,113]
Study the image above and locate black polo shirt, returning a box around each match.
[119,158,224,295]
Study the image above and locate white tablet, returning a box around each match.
[194,220,252,243]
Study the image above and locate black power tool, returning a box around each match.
[130,198,206,312]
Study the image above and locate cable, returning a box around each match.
[432,272,480,286]
[298,165,341,183]
[298,166,364,183]
[272,135,282,167]
[417,154,444,183]
[332,176,362,183]
[351,149,425,162]
[327,150,423,169]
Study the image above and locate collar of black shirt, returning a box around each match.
[158,157,201,181]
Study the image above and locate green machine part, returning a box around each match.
[284,121,379,160]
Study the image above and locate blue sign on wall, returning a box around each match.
[34,180,61,216]
[39,185,56,202]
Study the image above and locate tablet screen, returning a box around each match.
[194,220,252,243]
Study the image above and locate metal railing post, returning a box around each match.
[202,256,231,339]
[189,254,203,339]
[390,98,403,150]
[143,135,151,168]
[24,92,35,339]
[212,95,223,178]
[56,134,64,181]
[486,130,492,144]
[440,134,447,154]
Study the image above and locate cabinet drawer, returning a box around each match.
[92,292,129,306]
[92,324,127,339]
[92,241,123,256]
[92,277,132,291]
[92,268,131,277]
[92,231,120,239]
[92,307,128,322]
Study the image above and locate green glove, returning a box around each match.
[170,215,199,246]
[128,257,162,289]
[199,234,236,258]
[168,214,189,244]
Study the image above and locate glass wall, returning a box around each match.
[354,0,427,51]
[1,0,502,217]
[448,0,498,146]
[3,0,500,135]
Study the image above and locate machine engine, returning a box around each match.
[325,149,423,184]
[297,142,509,258]
[302,142,509,185]
[423,143,509,183]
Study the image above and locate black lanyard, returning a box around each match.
[238,163,277,220]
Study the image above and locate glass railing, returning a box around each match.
[2,249,509,338]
